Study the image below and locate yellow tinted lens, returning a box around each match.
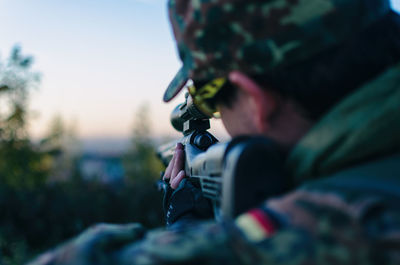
[188,85,216,117]
[188,78,226,118]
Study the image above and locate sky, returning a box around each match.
[0,0,200,140]
[0,0,399,140]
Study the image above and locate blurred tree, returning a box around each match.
[0,45,40,140]
[43,115,80,153]
[40,115,81,182]
[0,45,49,189]
[123,104,163,183]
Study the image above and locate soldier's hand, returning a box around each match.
[162,143,213,227]
[163,143,185,189]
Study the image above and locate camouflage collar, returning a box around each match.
[287,62,400,184]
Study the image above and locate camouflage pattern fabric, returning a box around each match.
[27,223,146,265]
[28,63,400,265]
[164,0,391,101]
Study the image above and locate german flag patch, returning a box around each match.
[235,208,277,242]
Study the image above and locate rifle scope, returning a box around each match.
[170,93,210,135]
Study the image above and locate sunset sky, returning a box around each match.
[0,0,399,140]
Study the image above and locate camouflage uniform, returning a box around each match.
[28,0,400,264]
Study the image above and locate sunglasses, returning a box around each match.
[187,77,227,118]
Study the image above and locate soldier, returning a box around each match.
[29,0,400,264]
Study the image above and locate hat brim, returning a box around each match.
[163,66,188,102]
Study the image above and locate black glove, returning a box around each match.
[163,178,213,227]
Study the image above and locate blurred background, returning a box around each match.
[0,0,399,264]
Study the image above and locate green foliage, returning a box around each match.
[0,45,40,140]
[0,46,49,189]
[0,139,49,189]
[0,47,164,264]
[40,115,81,182]
[0,178,163,264]
[123,104,164,182]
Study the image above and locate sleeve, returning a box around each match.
[28,190,379,265]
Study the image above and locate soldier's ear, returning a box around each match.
[228,71,278,134]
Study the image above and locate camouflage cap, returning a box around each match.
[163,0,391,102]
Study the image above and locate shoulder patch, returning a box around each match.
[235,208,277,242]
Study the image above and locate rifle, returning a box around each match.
[157,93,287,220]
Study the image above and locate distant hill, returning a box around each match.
[81,137,131,154]
[80,136,177,155]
